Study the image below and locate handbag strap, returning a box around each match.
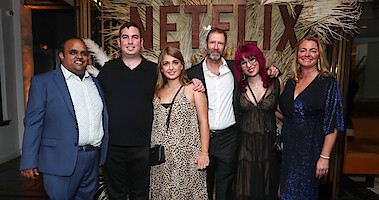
[166,85,184,132]
[247,83,269,132]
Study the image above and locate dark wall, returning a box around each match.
[32,9,75,75]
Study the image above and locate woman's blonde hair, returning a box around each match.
[292,35,332,82]
[155,47,191,95]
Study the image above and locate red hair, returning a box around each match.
[233,44,272,90]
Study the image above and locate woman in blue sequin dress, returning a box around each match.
[279,36,344,199]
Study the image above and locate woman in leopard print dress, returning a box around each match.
[149,47,209,199]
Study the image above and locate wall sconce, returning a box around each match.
[5,10,13,17]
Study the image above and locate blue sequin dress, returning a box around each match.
[279,75,344,200]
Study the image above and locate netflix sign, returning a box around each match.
[129,4,303,51]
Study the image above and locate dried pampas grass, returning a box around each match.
[100,0,361,80]
[83,38,110,67]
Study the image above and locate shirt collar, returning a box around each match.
[202,57,229,74]
[60,64,90,80]
[116,56,147,70]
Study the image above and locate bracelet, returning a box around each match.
[277,67,283,77]
[200,152,209,156]
[320,154,330,159]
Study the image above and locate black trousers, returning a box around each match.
[207,126,239,200]
[103,145,150,200]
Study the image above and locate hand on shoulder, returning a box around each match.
[191,78,205,93]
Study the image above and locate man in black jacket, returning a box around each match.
[187,27,238,200]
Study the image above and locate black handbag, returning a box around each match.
[247,84,282,162]
[149,144,165,166]
[149,85,183,166]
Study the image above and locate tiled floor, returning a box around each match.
[0,157,377,199]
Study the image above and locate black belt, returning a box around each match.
[210,124,236,138]
[78,145,98,151]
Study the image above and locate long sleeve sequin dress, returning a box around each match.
[149,89,208,199]
[279,75,344,200]
[234,78,281,200]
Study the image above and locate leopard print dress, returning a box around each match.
[150,88,208,199]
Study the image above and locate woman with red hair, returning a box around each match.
[233,44,284,199]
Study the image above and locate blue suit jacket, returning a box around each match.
[20,67,109,176]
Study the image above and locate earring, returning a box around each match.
[317,59,321,71]
[242,72,246,80]
[298,63,301,69]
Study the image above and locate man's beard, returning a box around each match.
[207,49,223,62]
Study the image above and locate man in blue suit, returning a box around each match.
[20,38,108,199]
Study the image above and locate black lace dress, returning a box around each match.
[234,78,281,200]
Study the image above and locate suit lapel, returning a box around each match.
[93,77,105,104]
[53,67,76,118]
[195,59,208,98]
[198,69,208,98]
[226,60,238,89]
[197,60,206,84]
[226,60,234,74]
[93,78,107,114]
[93,76,109,124]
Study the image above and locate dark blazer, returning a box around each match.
[186,58,240,122]
[20,67,109,176]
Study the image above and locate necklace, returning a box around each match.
[250,82,262,90]
[166,84,180,92]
